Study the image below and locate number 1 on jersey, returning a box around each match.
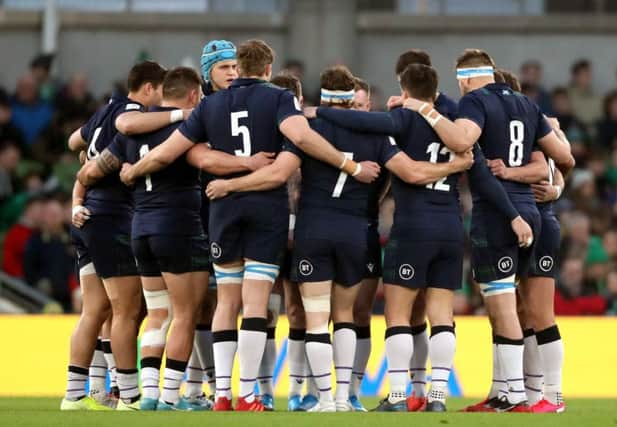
[332,152,354,198]
[139,145,153,191]
[425,142,454,191]
[231,111,252,157]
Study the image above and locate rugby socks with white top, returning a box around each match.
[212,329,237,400]
[536,325,564,405]
[305,331,334,403]
[116,368,140,403]
[495,335,526,404]
[427,325,456,404]
[410,323,429,398]
[65,365,88,401]
[89,338,107,396]
[523,329,544,405]
[184,349,204,399]
[238,317,268,403]
[385,326,413,403]
[333,323,356,403]
[350,326,371,397]
[258,327,277,397]
[101,339,118,392]
[489,335,507,399]
[288,328,307,397]
[161,358,187,405]
[141,357,162,401]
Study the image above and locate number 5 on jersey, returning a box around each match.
[231,111,251,157]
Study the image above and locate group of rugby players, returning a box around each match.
[59,37,574,414]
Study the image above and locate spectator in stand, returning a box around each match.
[552,86,590,165]
[604,271,617,315]
[55,72,96,122]
[10,73,53,147]
[555,256,607,315]
[520,59,553,115]
[23,197,76,312]
[2,194,44,278]
[30,54,59,103]
[568,59,603,130]
[0,140,21,203]
[0,89,25,148]
[596,90,617,150]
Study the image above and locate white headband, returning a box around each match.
[320,88,355,104]
[456,66,494,80]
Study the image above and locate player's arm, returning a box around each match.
[77,149,121,187]
[486,150,549,184]
[71,180,90,228]
[279,115,380,184]
[532,167,564,203]
[206,152,302,199]
[306,107,401,135]
[186,143,275,175]
[384,150,473,186]
[537,129,575,176]
[68,127,87,152]
[115,109,191,135]
[403,98,480,152]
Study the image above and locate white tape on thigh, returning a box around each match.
[302,293,331,313]
[141,289,172,348]
[307,321,330,335]
[79,262,96,277]
[268,293,282,327]
[244,261,280,283]
[479,275,517,297]
[213,264,244,285]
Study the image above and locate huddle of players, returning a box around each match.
[59,37,574,414]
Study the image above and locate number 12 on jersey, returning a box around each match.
[332,152,354,198]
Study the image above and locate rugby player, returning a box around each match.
[61,61,167,411]
[118,39,379,412]
[403,49,575,412]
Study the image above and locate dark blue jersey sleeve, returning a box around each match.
[535,104,553,141]
[378,136,401,165]
[467,144,519,221]
[178,99,208,143]
[106,134,126,164]
[277,90,303,125]
[282,138,304,160]
[80,116,95,141]
[316,107,406,135]
[457,94,486,130]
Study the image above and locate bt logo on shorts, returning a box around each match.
[299,259,313,276]
[539,256,554,272]
[210,242,222,259]
[497,256,514,273]
[399,264,415,280]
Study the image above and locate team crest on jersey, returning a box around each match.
[539,256,554,272]
[210,242,222,259]
[497,256,514,273]
[299,259,313,276]
[399,264,415,280]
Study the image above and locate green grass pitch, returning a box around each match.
[1,397,616,427]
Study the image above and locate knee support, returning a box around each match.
[213,263,244,285]
[244,260,280,284]
[141,289,172,348]
[479,275,516,297]
[302,293,330,334]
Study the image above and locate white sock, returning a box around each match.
[288,329,307,398]
[101,339,117,390]
[428,326,456,403]
[489,339,507,399]
[410,323,428,397]
[65,365,88,400]
[161,359,187,405]
[523,330,543,405]
[333,324,356,403]
[194,326,215,396]
[496,336,526,404]
[385,327,413,402]
[185,349,204,398]
[212,330,237,400]
[305,333,334,403]
[536,325,564,405]
[140,357,161,401]
[307,367,319,397]
[116,369,139,402]
[89,338,107,395]
[351,326,371,398]
[258,328,277,396]
[238,318,268,403]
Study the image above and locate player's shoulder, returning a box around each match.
[435,92,458,118]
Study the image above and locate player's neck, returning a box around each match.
[468,76,495,91]
[127,91,149,106]
[161,99,191,109]
[240,74,268,81]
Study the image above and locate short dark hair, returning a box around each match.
[455,49,496,69]
[320,65,355,107]
[395,50,431,76]
[237,39,275,77]
[399,64,438,101]
[354,77,370,96]
[162,67,201,100]
[571,59,591,76]
[127,61,167,92]
[271,72,302,98]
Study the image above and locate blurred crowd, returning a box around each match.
[1,54,616,315]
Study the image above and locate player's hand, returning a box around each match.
[511,215,534,248]
[531,180,560,203]
[303,106,318,119]
[387,95,403,110]
[487,158,510,180]
[72,205,91,228]
[182,109,194,120]
[119,163,135,186]
[453,149,474,171]
[403,97,432,113]
[78,150,87,165]
[246,152,276,171]
[206,179,231,200]
[353,161,381,183]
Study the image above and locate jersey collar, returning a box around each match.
[230,78,268,88]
